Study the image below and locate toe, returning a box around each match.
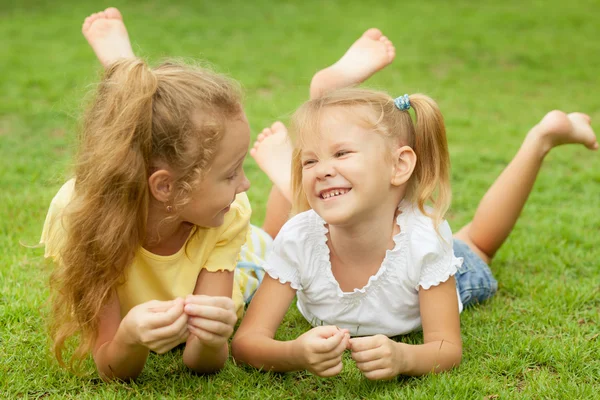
[271,121,286,132]
[363,28,383,40]
[257,133,266,142]
[104,7,123,20]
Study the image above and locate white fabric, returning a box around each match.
[262,202,464,337]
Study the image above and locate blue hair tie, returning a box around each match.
[394,94,410,111]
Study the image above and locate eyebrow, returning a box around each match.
[301,141,357,157]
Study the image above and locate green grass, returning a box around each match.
[1,0,599,398]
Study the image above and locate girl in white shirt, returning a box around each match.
[232,88,598,379]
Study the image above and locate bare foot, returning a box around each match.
[531,110,598,153]
[82,7,135,68]
[250,121,294,202]
[310,28,395,98]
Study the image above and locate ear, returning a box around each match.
[390,146,416,187]
[148,169,175,202]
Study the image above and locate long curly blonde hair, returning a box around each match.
[48,58,242,369]
[290,88,451,228]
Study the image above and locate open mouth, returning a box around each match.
[319,188,352,200]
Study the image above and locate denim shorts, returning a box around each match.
[453,239,498,307]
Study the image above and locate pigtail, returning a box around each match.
[50,58,157,369]
[408,94,451,228]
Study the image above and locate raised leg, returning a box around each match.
[309,28,395,99]
[455,111,598,264]
[82,7,135,68]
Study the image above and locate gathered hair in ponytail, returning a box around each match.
[290,88,451,228]
[49,58,242,369]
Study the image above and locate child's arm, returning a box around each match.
[182,269,237,373]
[350,277,462,379]
[92,291,189,381]
[232,276,350,376]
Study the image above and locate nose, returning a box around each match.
[315,159,336,180]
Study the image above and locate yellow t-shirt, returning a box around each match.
[40,179,251,317]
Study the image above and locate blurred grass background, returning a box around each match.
[1,0,599,398]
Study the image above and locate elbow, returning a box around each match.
[439,343,462,373]
[182,345,228,374]
[230,335,247,365]
[231,334,261,369]
[450,346,462,369]
[183,357,226,374]
[97,367,141,383]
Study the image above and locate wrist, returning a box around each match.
[394,341,411,376]
[115,317,142,348]
[289,338,307,370]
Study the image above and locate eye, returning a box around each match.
[302,159,317,167]
[227,171,239,181]
[335,150,351,158]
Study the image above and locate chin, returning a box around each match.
[319,211,352,226]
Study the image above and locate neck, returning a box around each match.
[327,202,400,267]
[145,198,192,255]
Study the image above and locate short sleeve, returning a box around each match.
[40,179,75,261]
[202,192,251,272]
[262,213,309,290]
[410,218,462,290]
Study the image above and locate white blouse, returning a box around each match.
[262,203,464,337]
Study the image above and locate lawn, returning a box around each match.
[1,0,599,398]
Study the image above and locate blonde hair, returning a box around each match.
[290,87,451,228]
[49,58,243,369]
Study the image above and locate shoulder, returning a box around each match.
[49,179,76,211]
[401,204,453,255]
[276,209,320,242]
[40,179,76,258]
[220,192,252,231]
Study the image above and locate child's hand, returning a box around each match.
[122,298,189,354]
[349,334,404,380]
[183,295,238,348]
[295,326,350,377]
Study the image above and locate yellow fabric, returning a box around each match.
[40,179,256,318]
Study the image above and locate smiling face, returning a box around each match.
[300,107,399,226]
[179,112,251,227]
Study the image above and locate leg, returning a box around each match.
[262,186,292,239]
[250,122,294,237]
[455,111,598,264]
[309,28,395,99]
[82,7,135,68]
[250,122,294,202]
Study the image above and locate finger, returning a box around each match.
[315,355,343,372]
[321,333,349,359]
[184,304,237,325]
[317,361,344,377]
[349,336,379,353]
[144,299,175,313]
[145,299,185,328]
[351,347,380,363]
[188,316,234,337]
[185,295,235,311]
[343,332,351,350]
[355,358,386,373]
[363,368,395,381]
[314,332,346,354]
[151,335,184,354]
[188,325,228,346]
[149,309,188,340]
[178,327,190,344]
